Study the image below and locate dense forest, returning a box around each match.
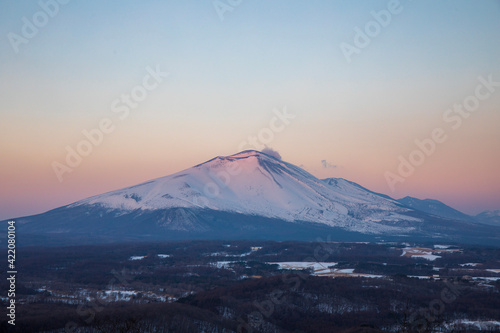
[1,241,500,332]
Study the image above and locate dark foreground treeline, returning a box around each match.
[2,275,500,332]
[1,241,500,332]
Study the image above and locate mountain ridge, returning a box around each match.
[475,210,500,225]
[64,150,422,234]
[5,150,500,246]
[396,196,473,222]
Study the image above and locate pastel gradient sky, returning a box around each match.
[1,0,499,220]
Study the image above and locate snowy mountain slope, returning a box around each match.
[320,178,421,225]
[322,178,395,203]
[68,150,420,234]
[397,196,473,222]
[7,150,500,246]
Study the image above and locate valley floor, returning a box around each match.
[2,241,500,332]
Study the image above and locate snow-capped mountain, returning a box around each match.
[7,151,500,246]
[67,150,419,234]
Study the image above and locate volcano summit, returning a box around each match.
[7,151,499,246]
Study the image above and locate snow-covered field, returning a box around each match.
[400,247,441,261]
[268,262,383,279]
[269,261,338,272]
[399,246,462,261]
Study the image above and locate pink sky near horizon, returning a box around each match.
[1,104,499,220]
[1,85,499,220]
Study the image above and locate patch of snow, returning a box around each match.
[412,254,441,261]
[442,319,500,331]
[157,254,171,258]
[213,261,234,269]
[269,262,384,279]
[103,290,138,301]
[434,245,451,249]
[408,275,432,279]
[129,256,146,261]
[401,247,442,261]
[460,263,480,267]
[471,277,500,281]
[269,262,338,273]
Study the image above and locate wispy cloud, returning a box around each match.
[321,160,338,169]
